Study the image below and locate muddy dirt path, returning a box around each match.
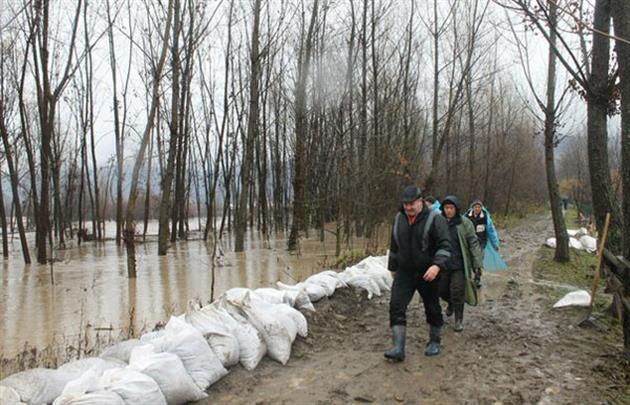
[198,215,625,404]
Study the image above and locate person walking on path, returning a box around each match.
[440,196,483,332]
[384,186,451,361]
[465,200,500,287]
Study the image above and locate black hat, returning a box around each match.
[401,186,423,203]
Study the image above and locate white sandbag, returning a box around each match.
[54,366,126,405]
[553,290,591,308]
[139,330,165,344]
[210,298,266,371]
[345,275,381,299]
[567,229,580,236]
[54,391,125,405]
[185,301,240,368]
[273,303,308,338]
[252,288,287,304]
[0,385,24,405]
[316,270,348,288]
[0,368,74,405]
[100,339,141,363]
[286,289,316,311]
[579,235,597,253]
[569,237,584,250]
[237,296,302,342]
[304,273,338,296]
[101,367,166,405]
[153,316,228,389]
[226,293,293,365]
[223,287,257,302]
[129,344,207,404]
[58,357,125,377]
[255,288,316,312]
[55,365,104,404]
[544,237,557,248]
[277,281,328,302]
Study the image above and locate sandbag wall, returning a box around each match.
[0,256,393,405]
[544,228,597,253]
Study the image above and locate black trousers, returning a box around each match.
[389,271,444,327]
[439,269,465,306]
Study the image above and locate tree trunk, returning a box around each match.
[288,0,319,251]
[611,0,630,260]
[125,0,174,276]
[235,0,262,252]
[545,0,570,262]
[158,0,181,256]
[588,0,623,251]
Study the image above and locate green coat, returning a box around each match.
[456,216,483,306]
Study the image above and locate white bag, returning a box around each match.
[139,330,166,345]
[225,293,293,365]
[579,235,597,253]
[277,281,328,302]
[553,290,591,308]
[54,366,126,405]
[544,237,557,248]
[345,275,381,299]
[154,316,228,389]
[316,270,348,288]
[304,273,338,296]
[129,344,207,404]
[273,303,308,338]
[185,301,240,368]
[100,339,141,363]
[211,299,267,371]
[101,367,166,405]
[255,288,316,312]
[569,237,584,250]
[0,385,23,405]
[0,368,74,405]
[58,358,124,377]
[54,391,125,405]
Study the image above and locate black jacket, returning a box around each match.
[387,206,451,274]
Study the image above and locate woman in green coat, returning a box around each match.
[439,195,483,332]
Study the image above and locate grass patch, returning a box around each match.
[534,246,596,290]
[533,247,613,315]
[564,207,579,229]
[493,204,547,229]
[533,246,627,403]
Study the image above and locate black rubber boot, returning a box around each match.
[446,303,453,317]
[454,304,464,332]
[424,325,441,356]
[474,272,482,289]
[384,325,406,361]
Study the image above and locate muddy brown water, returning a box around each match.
[0,221,387,363]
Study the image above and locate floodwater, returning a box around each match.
[0,220,387,359]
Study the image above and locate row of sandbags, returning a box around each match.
[545,229,597,253]
[0,256,392,405]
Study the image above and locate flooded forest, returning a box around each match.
[1,0,629,396]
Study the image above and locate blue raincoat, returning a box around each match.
[466,206,507,272]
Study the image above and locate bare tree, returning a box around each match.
[125,0,174,277]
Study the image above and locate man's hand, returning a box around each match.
[390,271,397,279]
[423,265,440,282]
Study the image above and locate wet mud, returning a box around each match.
[199,216,627,404]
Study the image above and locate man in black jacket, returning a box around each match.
[384,186,452,361]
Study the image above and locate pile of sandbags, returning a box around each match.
[544,232,597,253]
[1,256,391,405]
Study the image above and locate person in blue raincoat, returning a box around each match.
[424,196,441,212]
[465,200,500,287]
